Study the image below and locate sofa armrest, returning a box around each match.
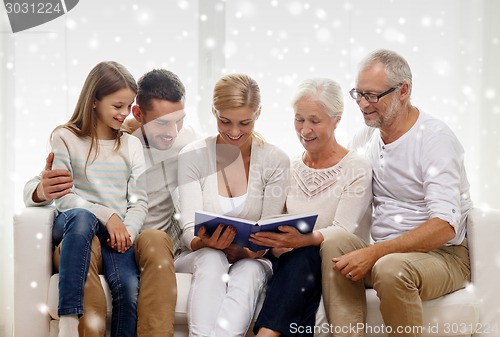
[13,207,56,337]
[467,208,500,336]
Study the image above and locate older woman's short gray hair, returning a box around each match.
[292,78,344,119]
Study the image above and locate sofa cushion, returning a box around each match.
[48,273,477,336]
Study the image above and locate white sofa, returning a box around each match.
[13,206,500,337]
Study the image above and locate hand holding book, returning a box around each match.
[249,225,310,251]
[196,224,236,250]
[194,211,318,252]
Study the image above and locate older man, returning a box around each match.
[320,49,472,337]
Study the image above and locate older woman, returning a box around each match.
[250,78,373,337]
[175,73,290,337]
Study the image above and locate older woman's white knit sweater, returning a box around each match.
[286,150,373,241]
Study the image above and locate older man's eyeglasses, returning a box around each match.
[349,84,401,103]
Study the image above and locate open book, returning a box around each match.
[194,211,318,252]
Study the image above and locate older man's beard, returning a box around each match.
[366,94,400,129]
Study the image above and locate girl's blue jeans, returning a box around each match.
[52,208,139,337]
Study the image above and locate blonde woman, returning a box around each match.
[175,73,290,337]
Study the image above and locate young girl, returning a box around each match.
[50,61,147,337]
[175,73,290,337]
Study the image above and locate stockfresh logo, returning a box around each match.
[4,0,79,33]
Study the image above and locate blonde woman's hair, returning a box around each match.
[53,61,137,170]
[212,73,265,146]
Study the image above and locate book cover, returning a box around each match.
[194,211,318,251]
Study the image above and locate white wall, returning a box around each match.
[220,0,500,209]
[195,0,500,208]
[477,0,500,209]
[1,0,500,335]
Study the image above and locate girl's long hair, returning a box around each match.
[53,61,137,169]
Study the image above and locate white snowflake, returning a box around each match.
[215,3,224,12]
[28,44,38,54]
[88,38,99,50]
[37,303,49,314]
[296,220,311,233]
[432,59,450,76]
[205,38,217,49]
[427,166,439,177]
[278,30,288,39]
[383,29,406,43]
[316,28,331,43]
[221,273,230,283]
[177,0,189,11]
[224,42,238,59]
[421,16,432,28]
[315,9,327,20]
[66,18,77,30]
[485,88,496,100]
[287,1,303,16]
[217,317,230,330]
[465,282,476,294]
[85,312,105,332]
[236,1,256,18]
